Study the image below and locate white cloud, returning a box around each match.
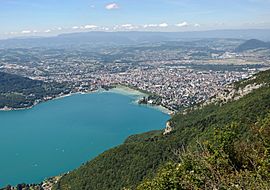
[143,24,158,28]
[10,32,18,35]
[121,24,132,27]
[175,21,189,27]
[10,21,203,36]
[112,25,120,30]
[159,23,169,27]
[84,25,98,29]
[149,24,158,27]
[105,3,119,10]
[121,24,138,30]
[100,26,110,31]
[21,30,31,34]
[143,23,170,29]
[112,24,138,30]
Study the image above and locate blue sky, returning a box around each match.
[0,0,270,38]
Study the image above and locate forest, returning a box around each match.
[0,72,70,109]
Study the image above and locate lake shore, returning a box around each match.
[107,85,146,98]
[107,85,174,115]
[0,90,98,112]
[0,85,173,115]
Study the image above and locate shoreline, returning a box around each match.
[0,85,173,115]
[0,89,99,112]
[106,85,147,98]
[107,85,174,115]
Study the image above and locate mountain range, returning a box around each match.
[1,29,270,49]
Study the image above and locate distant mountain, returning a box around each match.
[236,39,270,52]
[1,29,270,49]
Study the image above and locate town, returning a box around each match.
[0,38,269,111]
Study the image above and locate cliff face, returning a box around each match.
[163,122,173,135]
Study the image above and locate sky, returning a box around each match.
[0,0,270,38]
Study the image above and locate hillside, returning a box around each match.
[0,72,70,109]
[53,69,270,190]
[236,39,270,52]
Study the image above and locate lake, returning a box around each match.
[0,90,169,187]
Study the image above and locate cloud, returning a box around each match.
[10,31,18,35]
[105,3,119,10]
[112,25,119,30]
[100,26,110,31]
[21,30,31,34]
[10,21,202,36]
[143,23,170,29]
[121,24,138,30]
[175,21,188,27]
[159,23,169,27]
[112,24,137,30]
[121,24,132,27]
[143,24,158,28]
[84,25,98,29]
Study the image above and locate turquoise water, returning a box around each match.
[0,91,169,187]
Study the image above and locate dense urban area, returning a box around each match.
[0,38,269,111]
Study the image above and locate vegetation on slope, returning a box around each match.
[234,68,270,89]
[138,115,270,189]
[53,69,270,190]
[0,72,70,109]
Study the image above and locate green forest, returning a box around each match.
[51,70,270,189]
[0,72,70,109]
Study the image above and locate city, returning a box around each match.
[0,38,269,112]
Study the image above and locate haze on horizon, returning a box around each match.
[1,0,270,39]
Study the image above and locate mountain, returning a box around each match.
[52,69,270,190]
[236,39,270,52]
[1,29,270,49]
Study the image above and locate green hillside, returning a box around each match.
[0,72,70,109]
[54,69,270,190]
[138,112,270,189]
